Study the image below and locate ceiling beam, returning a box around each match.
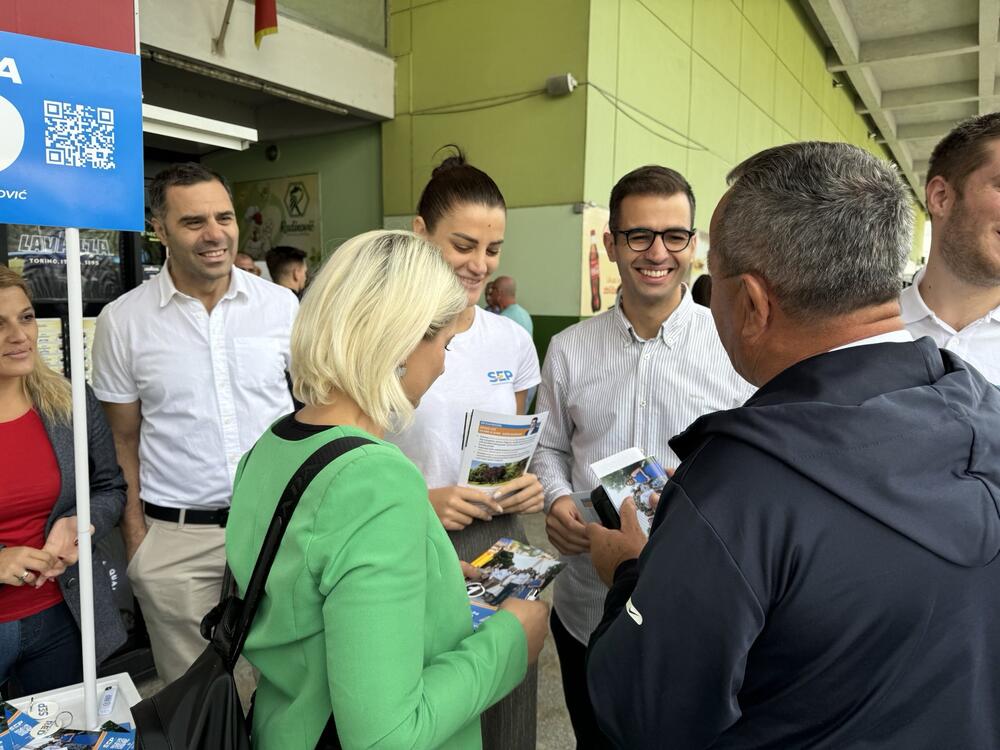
[979,0,1000,114]
[857,80,980,113]
[828,24,981,72]
[809,0,922,203]
[896,120,959,140]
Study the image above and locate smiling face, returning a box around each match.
[605,192,696,315]
[0,286,37,383]
[415,202,506,307]
[934,139,1000,286]
[152,179,238,288]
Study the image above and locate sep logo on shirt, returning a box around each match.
[487,370,514,384]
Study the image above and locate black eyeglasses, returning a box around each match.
[611,227,696,253]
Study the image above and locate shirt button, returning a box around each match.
[640,400,647,407]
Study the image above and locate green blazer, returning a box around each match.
[226,418,527,750]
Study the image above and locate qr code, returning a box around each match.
[43,100,116,170]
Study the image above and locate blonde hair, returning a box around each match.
[290,230,467,431]
[0,265,73,424]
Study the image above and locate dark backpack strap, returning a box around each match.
[228,435,374,666]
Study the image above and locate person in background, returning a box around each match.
[493,275,533,337]
[386,150,545,750]
[587,141,1000,749]
[227,230,548,749]
[691,273,712,307]
[484,280,501,314]
[265,245,309,297]
[532,166,753,749]
[0,266,126,696]
[92,163,298,684]
[234,252,261,276]
[900,112,1000,384]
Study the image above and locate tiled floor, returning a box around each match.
[137,510,576,749]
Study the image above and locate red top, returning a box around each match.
[0,408,64,622]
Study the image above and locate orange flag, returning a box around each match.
[254,0,277,48]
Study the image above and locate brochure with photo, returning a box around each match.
[466,538,564,629]
[458,410,548,492]
[590,448,669,537]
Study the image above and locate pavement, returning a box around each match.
[137,510,577,749]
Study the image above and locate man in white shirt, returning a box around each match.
[900,113,1000,384]
[92,163,298,682]
[532,165,753,748]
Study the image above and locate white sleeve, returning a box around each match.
[91,307,139,403]
[530,338,575,511]
[513,326,541,392]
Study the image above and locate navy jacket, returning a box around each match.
[588,338,1000,749]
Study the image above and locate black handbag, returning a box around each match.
[133,435,373,750]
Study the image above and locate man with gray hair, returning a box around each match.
[586,142,1000,748]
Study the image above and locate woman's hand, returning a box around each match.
[494,473,545,515]
[428,486,504,531]
[0,545,57,587]
[33,517,95,586]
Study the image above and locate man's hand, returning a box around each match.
[0,546,57,587]
[587,498,648,587]
[546,495,590,555]
[494,473,545,515]
[123,523,148,563]
[429,486,504,531]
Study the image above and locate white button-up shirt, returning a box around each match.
[532,290,755,642]
[900,269,1000,385]
[92,265,298,509]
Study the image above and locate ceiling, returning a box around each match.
[805,0,1000,208]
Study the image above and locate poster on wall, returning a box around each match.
[232,173,322,269]
[5,225,122,301]
[579,205,619,317]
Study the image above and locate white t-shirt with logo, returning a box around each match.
[387,306,541,489]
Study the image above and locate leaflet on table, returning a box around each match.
[458,410,548,491]
[0,703,134,750]
[590,448,669,537]
[466,538,564,629]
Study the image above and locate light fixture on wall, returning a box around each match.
[546,73,578,97]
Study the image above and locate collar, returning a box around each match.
[156,260,245,308]
[831,329,914,352]
[901,268,1000,325]
[612,284,694,347]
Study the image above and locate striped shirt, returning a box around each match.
[531,289,755,644]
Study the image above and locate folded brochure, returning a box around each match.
[466,538,564,629]
[458,410,547,492]
[589,448,669,537]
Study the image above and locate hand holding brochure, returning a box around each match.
[590,448,669,537]
[466,538,564,629]
[458,410,547,491]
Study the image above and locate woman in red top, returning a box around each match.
[0,265,126,696]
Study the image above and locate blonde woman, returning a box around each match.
[0,265,126,696]
[225,231,549,750]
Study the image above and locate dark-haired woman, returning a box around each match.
[386,152,546,749]
[0,266,126,696]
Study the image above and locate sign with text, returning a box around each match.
[0,30,143,230]
[234,173,322,268]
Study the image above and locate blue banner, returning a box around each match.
[0,31,143,231]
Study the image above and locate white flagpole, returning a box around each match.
[64,226,99,729]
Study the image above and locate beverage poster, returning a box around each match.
[579,205,618,317]
[232,173,322,270]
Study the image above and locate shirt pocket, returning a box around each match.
[232,336,286,390]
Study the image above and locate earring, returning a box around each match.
[396,364,407,378]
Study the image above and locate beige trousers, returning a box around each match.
[126,514,227,683]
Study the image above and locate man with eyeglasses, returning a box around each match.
[531,165,753,748]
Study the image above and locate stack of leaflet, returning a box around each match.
[466,538,564,629]
[458,410,548,491]
[35,318,64,375]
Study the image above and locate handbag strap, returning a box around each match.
[229,434,374,665]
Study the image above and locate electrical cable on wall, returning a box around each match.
[584,81,707,152]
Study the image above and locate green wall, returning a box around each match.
[584,0,893,224]
[205,124,383,259]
